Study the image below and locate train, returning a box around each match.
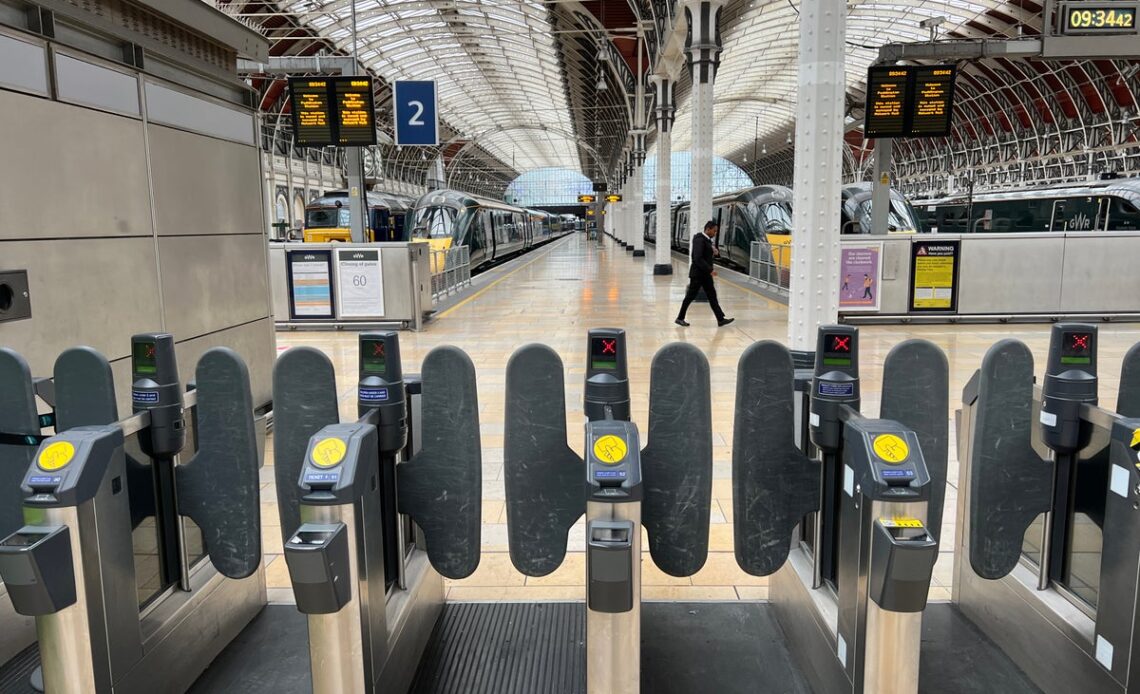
[645,182,924,272]
[410,189,572,271]
[912,176,1140,233]
[302,190,415,243]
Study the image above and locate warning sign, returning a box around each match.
[909,240,960,312]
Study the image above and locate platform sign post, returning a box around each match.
[394,81,439,146]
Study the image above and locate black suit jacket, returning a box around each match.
[689,232,715,278]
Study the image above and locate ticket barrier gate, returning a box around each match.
[503,329,713,694]
[0,334,263,693]
[273,333,481,693]
[956,324,1140,694]
[731,326,945,694]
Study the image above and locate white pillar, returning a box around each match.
[632,164,645,256]
[684,0,724,246]
[787,0,846,350]
[651,75,675,274]
[871,138,893,233]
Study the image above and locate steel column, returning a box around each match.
[684,0,723,255]
[652,75,675,275]
[632,164,645,257]
[787,0,845,350]
[871,138,893,234]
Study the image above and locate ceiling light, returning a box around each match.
[786,133,792,144]
[596,77,607,91]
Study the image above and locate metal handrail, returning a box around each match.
[749,239,791,295]
[430,246,472,301]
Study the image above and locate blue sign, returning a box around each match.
[132,390,159,403]
[359,387,389,403]
[818,381,855,397]
[393,81,439,146]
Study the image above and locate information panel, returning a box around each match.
[334,79,378,146]
[909,66,956,136]
[864,65,957,138]
[909,240,960,312]
[839,244,882,312]
[864,68,908,138]
[286,250,335,319]
[289,76,377,148]
[335,249,385,318]
[1060,2,1138,34]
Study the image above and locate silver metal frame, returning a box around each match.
[585,500,641,694]
[953,388,1124,693]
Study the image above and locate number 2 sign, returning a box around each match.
[394,81,439,146]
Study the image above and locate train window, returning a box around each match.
[306,207,346,229]
[412,206,456,239]
[760,203,793,235]
[1109,197,1140,230]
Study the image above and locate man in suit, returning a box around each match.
[675,220,734,327]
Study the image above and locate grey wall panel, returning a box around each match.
[0,90,151,240]
[144,81,254,145]
[173,318,275,408]
[148,124,263,237]
[1059,235,1140,312]
[878,238,912,315]
[267,245,289,319]
[0,237,163,377]
[0,32,48,95]
[157,234,269,339]
[56,53,140,116]
[957,236,1066,314]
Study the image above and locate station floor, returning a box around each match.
[262,232,1140,605]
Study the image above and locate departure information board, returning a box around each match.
[864,68,908,138]
[864,65,957,138]
[289,76,377,148]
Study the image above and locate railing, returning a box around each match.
[430,245,472,300]
[749,240,792,295]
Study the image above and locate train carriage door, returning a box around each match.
[1051,196,1099,232]
[1095,196,1110,230]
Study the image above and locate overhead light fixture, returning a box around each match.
[786,133,792,144]
[762,144,767,154]
[597,77,607,91]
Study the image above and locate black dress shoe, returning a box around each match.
[674,318,690,327]
[717,317,735,327]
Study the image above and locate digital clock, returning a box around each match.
[1060,2,1138,34]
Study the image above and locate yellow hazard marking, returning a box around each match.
[593,434,628,465]
[311,438,347,468]
[880,517,924,529]
[1131,428,1140,449]
[872,434,910,464]
[38,441,76,471]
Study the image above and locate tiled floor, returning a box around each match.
[261,233,1140,604]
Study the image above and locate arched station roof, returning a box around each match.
[222,0,1140,198]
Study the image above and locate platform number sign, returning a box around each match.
[394,80,439,146]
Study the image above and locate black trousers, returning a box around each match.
[678,273,725,322]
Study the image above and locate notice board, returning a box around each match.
[839,244,883,312]
[286,249,335,319]
[909,240,960,312]
[335,248,385,318]
[289,76,377,148]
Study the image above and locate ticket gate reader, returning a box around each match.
[0,336,263,693]
[733,327,945,694]
[274,333,482,693]
[957,325,1140,694]
[504,328,713,694]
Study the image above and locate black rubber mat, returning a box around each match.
[148,601,1040,694]
[922,604,1041,693]
[187,605,311,693]
[0,643,39,694]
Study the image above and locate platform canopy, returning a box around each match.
[226,0,1140,198]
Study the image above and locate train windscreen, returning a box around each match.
[412,206,457,239]
[306,206,349,229]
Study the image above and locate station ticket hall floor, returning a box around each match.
[262,232,1140,607]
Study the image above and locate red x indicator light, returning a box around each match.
[830,335,850,353]
[601,339,617,355]
[373,343,385,357]
[1071,334,1089,351]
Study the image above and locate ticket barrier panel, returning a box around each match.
[273,334,481,693]
[734,327,945,694]
[957,325,1140,694]
[504,329,713,694]
[0,337,263,693]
